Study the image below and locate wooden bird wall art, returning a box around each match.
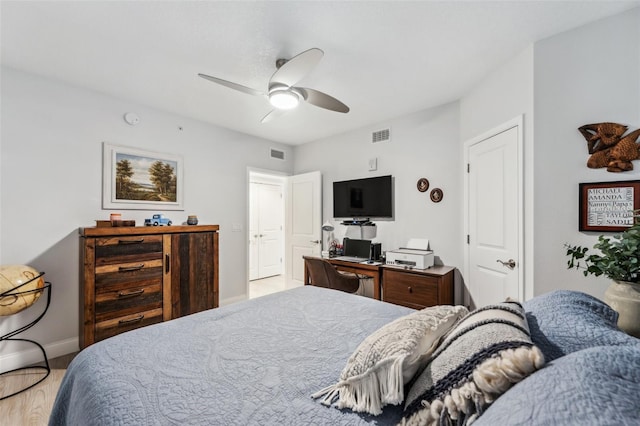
[578,122,640,172]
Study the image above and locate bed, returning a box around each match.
[50,286,640,425]
[49,286,414,425]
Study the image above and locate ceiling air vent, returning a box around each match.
[372,128,390,143]
[270,148,285,160]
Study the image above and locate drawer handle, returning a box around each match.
[118,264,145,272]
[117,289,145,298]
[408,286,413,293]
[119,315,144,325]
[118,238,144,244]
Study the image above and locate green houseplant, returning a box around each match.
[566,210,640,337]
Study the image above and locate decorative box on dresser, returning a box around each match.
[80,225,219,348]
[381,265,454,310]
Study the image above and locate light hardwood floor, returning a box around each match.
[249,274,286,298]
[0,352,76,425]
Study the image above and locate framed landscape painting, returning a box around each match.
[103,143,184,210]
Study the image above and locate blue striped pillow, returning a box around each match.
[402,301,545,426]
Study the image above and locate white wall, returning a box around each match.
[294,102,463,273]
[533,8,640,297]
[3,7,638,369]
[0,68,293,366]
[458,7,640,300]
[459,46,535,299]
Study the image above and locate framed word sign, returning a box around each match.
[579,180,640,232]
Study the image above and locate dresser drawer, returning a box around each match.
[95,235,163,265]
[95,281,163,322]
[383,270,439,310]
[95,259,163,289]
[95,308,163,342]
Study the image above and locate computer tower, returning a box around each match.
[370,243,382,261]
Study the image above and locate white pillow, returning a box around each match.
[312,304,468,415]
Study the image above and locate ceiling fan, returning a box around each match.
[198,48,349,123]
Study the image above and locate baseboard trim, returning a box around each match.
[0,337,79,371]
[220,294,247,306]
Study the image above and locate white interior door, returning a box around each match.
[249,180,284,280]
[249,182,259,280]
[285,171,322,287]
[464,117,523,309]
[257,183,284,277]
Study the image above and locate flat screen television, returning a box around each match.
[332,175,393,219]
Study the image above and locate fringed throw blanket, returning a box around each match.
[312,305,468,415]
[400,301,545,426]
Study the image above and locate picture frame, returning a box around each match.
[103,143,184,210]
[579,180,640,232]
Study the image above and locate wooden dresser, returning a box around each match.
[381,265,454,310]
[79,225,219,348]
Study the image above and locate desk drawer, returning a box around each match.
[383,270,439,309]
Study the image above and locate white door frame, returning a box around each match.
[463,115,524,306]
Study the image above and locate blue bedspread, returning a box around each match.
[49,286,414,425]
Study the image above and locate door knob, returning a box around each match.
[496,259,516,269]
[310,240,320,244]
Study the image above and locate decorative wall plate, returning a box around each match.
[417,178,429,192]
[430,188,443,203]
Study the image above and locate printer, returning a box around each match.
[385,238,434,270]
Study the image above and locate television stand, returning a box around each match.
[341,219,374,226]
[341,219,376,239]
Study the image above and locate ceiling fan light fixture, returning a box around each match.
[269,89,300,110]
[200,48,348,121]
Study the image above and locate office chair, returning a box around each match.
[305,258,360,294]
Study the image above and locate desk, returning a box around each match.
[303,257,455,308]
[303,256,382,300]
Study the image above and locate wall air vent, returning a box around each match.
[270,148,285,160]
[372,128,390,143]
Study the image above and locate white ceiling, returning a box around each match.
[2,1,638,145]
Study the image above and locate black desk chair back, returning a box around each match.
[306,258,360,294]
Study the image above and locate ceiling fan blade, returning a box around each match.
[299,88,350,113]
[260,109,288,124]
[269,48,324,88]
[198,73,265,96]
